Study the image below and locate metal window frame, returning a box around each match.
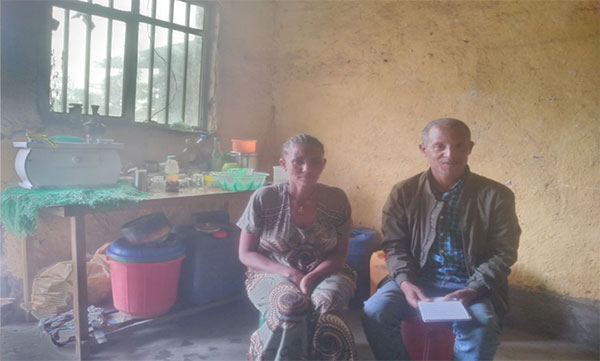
[181,1,190,121]
[37,0,214,132]
[104,0,114,115]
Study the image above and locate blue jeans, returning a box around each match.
[362,279,501,361]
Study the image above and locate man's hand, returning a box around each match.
[442,288,478,306]
[400,281,431,308]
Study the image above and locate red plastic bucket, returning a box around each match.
[108,256,184,318]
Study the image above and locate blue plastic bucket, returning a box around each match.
[106,235,185,263]
[106,235,186,318]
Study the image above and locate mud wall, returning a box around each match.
[253,0,599,300]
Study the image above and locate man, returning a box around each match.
[362,118,520,360]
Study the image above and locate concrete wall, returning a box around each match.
[1,0,598,345]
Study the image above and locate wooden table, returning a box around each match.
[21,188,252,360]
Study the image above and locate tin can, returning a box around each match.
[134,169,148,192]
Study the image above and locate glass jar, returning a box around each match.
[149,176,166,193]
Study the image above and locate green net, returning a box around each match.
[1,184,151,236]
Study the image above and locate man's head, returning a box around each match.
[419,118,474,183]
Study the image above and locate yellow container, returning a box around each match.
[369,250,389,295]
[203,174,214,187]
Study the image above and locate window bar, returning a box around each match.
[104,0,114,116]
[181,2,190,123]
[164,0,175,125]
[122,0,140,121]
[146,0,157,122]
[83,12,93,115]
[197,9,208,128]
[61,9,70,113]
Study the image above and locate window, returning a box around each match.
[47,0,212,130]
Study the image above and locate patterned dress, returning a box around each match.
[237,182,357,361]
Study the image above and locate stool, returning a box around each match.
[401,317,454,361]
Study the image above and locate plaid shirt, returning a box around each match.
[421,177,469,288]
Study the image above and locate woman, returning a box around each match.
[237,134,357,361]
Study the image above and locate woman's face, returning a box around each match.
[280,143,326,187]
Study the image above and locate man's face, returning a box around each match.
[419,125,474,179]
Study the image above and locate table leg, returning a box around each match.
[71,214,90,360]
[21,235,35,321]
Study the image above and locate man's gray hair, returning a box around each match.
[421,118,472,144]
[282,134,324,156]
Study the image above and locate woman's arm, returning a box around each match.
[299,234,349,295]
[238,230,304,286]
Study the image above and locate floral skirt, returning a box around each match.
[245,265,357,361]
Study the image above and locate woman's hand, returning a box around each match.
[239,230,301,279]
[285,268,305,288]
[299,273,318,295]
[295,235,350,295]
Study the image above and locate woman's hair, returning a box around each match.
[282,134,324,157]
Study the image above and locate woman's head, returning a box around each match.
[282,134,324,157]
[280,134,326,186]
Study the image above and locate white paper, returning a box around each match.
[417,298,471,322]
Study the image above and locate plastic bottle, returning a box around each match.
[210,137,223,171]
[165,155,180,192]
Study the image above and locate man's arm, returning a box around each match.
[382,184,432,308]
[381,183,416,285]
[465,188,521,298]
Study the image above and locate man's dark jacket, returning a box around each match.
[381,167,521,316]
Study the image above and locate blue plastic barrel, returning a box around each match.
[173,224,245,305]
[346,227,382,307]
